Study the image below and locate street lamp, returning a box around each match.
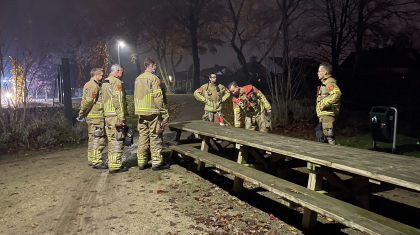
[117,41,125,65]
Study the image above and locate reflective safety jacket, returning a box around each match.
[232,85,271,127]
[79,78,103,119]
[316,75,342,117]
[194,82,230,112]
[134,70,168,117]
[102,74,127,120]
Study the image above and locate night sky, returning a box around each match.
[0,0,242,82]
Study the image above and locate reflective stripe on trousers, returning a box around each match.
[114,131,122,155]
[92,127,99,150]
[260,114,265,129]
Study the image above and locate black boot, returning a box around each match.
[92,164,108,169]
[138,164,150,170]
[109,167,129,174]
[152,163,170,171]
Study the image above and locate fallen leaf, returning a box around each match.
[269,214,275,218]
[157,190,163,194]
[326,217,334,222]
[289,226,296,231]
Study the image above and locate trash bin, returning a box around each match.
[369,106,398,153]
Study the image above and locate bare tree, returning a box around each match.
[351,0,420,84]
[220,0,276,83]
[161,0,223,89]
[309,0,358,71]
[258,0,310,125]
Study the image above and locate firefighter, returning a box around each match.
[134,57,170,171]
[228,81,272,132]
[316,62,342,145]
[78,68,107,169]
[194,72,230,124]
[102,64,129,174]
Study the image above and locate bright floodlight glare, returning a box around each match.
[118,41,125,47]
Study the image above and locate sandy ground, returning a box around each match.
[1,95,419,235]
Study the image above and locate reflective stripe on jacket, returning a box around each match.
[134,70,167,116]
[194,82,230,112]
[232,85,271,127]
[102,74,127,119]
[79,78,104,119]
[316,75,341,117]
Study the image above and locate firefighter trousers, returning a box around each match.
[87,118,106,166]
[137,114,163,167]
[245,112,269,133]
[319,115,336,145]
[105,116,126,171]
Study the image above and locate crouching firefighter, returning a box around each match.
[315,62,342,145]
[78,68,107,169]
[228,81,272,132]
[194,72,230,125]
[134,57,170,171]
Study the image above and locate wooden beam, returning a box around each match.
[233,145,249,193]
[302,163,324,230]
[249,148,269,171]
[219,140,232,148]
[209,138,220,151]
[321,169,351,193]
[173,130,182,141]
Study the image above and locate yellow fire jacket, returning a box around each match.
[102,74,127,120]
[79,78,103,119]
[316,75,342,117]
[194,82,230,112]
[232,85,271,127]
[134,70,168,118]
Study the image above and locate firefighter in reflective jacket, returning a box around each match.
[194,72,230,123]
[134,57,170,171]
[228,81,272,132]
[78,68,107,169]
[316,62,342,145]
[102,64,129,174]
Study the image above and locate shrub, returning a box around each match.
[171,87,187,94]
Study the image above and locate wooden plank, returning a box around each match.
[169,144,420,235]
[233,146,249,193]
[169,121,420,191]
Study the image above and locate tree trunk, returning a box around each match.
[189,5,201,90]
[351,0,364,92]
[231,42,250,83]
[135,44,142,75]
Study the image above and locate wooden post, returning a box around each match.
[197,136,210,171]
[302,163,323,230]
[355,186,370,210]
[233,145,249,193]
[173,130,181,141]
[61,58,73,125]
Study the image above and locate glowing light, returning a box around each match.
[169,75,172,82]
[118,41,125,48]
